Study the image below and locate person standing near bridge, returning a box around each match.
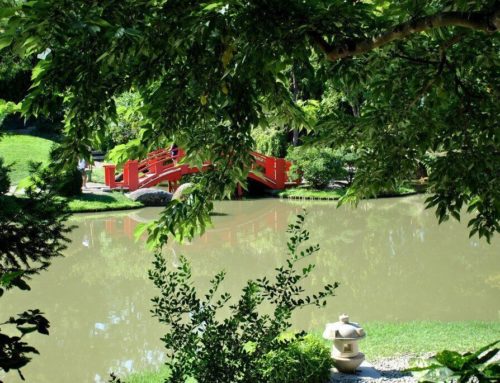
[170,143,179,164]
[77,158,88,190]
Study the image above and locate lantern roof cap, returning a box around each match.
[323,314,366,341]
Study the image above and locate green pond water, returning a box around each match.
[2,196,499,382]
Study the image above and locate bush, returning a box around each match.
[287,147,347,189]
[53,167,82,197]
[149,214,338,383]
[40,145,82,197]
[0,158,11,194]
[260,333,332,383]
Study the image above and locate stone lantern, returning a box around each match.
[323,314,366,373]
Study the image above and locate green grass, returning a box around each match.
[278,185,417,200]
[64,192,143,213]
[359,321,500,359]
[89,166,105,184]
[0,133,54,184]
[124,366,171,383]
[278,187,346,199]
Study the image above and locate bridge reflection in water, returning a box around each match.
[2,196,499,383]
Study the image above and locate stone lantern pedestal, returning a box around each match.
[323,314,366,373]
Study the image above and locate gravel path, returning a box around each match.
[330,354,427,383]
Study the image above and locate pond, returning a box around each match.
[2,196,499,382]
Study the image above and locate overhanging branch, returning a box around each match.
[311,9,500,61]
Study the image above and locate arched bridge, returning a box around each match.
[103,148,299,192]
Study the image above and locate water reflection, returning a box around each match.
[1,196,499,382]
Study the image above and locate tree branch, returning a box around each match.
[311,9,500,61]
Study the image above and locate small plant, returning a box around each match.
[287,147,347,189]
[259,333,332,383]
[149,213,338,383]
[409,340,500,382]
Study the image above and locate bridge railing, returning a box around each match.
[250,151,289,189]
[104,148,296,191]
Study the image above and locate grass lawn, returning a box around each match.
[278,187,346,199]
[125,367,171,383]
[122,321,500,382]
[361,321,500,359]
[64,192,143,213]
[0,133,54,184]
[278,185,417,200]
[89,166,105,184]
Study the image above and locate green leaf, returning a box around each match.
[435,350,466,371]
[202,2,223,12]
[0,271,24,288]
[0,35,13,50]
[0,7,16,18]
[243,341,257,354]
[89,18,112,28]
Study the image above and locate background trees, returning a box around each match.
[0,0,498,241]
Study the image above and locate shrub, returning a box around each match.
[44,145,82,197]
[149,213,338,383]
[0,157,11,194]
[287,147,347,189]
[54,167,82,197]
[259,333,332,383]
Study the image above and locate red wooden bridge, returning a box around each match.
[103,148,298,192]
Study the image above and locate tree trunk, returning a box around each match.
[291,69,300,146]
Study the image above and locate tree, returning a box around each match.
[1,0,498,241]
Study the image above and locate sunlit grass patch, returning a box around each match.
[65,192,143,213]
[0,133,54,184]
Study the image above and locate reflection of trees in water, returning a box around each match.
[70,198,499,324]
[302,198,499,322]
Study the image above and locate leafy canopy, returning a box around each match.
[0,0,499,241]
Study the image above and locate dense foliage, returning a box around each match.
[259,333,332,383]
[44,145,82,197]
[288,146,347,189]
[0,0,498,241]
[409,340,500,382]
[148,214,337,383]
[100,91,144,151]
[251,126,288,158]
[0,157,71,381]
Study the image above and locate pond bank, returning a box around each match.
[277,185,423,201]
[69,183,425,213]
[64,191,144,213]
